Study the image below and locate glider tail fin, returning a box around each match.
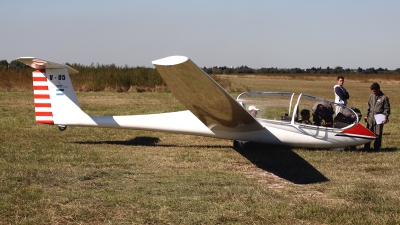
[18,57,89,125]
[32,68,83,125]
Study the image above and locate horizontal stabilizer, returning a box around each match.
[17,57,78,74]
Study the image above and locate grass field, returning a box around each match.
[1,76,400,224]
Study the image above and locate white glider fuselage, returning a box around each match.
[64,111,373,148]
[17,56,375,148]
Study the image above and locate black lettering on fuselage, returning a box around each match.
[48,74,65,80]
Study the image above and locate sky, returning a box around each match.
[1,1,399,69]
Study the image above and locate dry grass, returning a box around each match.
[1,77,400,224]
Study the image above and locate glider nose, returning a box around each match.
[340,123,376,139]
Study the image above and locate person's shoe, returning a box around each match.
[363,147,370,152]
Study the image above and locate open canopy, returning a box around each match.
[236,92,361,129]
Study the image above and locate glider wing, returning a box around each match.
[152,56,263,132]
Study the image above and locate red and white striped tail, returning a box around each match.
[18,57,89,126]
[17,57,96,126]
[33,69,54,124]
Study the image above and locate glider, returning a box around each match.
[17,56,375,148]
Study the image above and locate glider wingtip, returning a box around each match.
[152,55,189,66]
[17,56,35,59]
[16,57,36,64]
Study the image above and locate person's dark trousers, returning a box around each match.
[364,122,384,151]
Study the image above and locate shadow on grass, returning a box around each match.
[75,136,161,146]
[354,147,398,153]
[75,137,328,184]
[74,136,232,149]
[379,147,398,152]
[234,143,329,184]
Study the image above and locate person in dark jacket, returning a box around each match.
[312,102,334,127]
[364,83,391,151]
[297,109,312,124]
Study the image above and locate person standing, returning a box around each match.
[248,105,259,117]
[364,83,391,151]
[334,76,350,114]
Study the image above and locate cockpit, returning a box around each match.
[237,92,361,129]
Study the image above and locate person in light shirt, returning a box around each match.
[248,105,259,117]
[333,76,350,115]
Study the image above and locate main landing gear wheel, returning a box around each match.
[233,140,247,149]
[58,125,67,131]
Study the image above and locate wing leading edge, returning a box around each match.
[152,56,263,132]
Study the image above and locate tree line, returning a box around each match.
[1,59,400,92]
[0,60,164,92]
[203,65,400,75]
[0,59,233,92]
[0,60,400,74]
[1,59,400,75]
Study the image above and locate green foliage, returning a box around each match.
[0,61,237,92]
[0,60,9,70]
[203,65,400,75]
[0,61,168,92]
[1,58,399,93]
[66,63,165,92]
[8,60,30,69]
